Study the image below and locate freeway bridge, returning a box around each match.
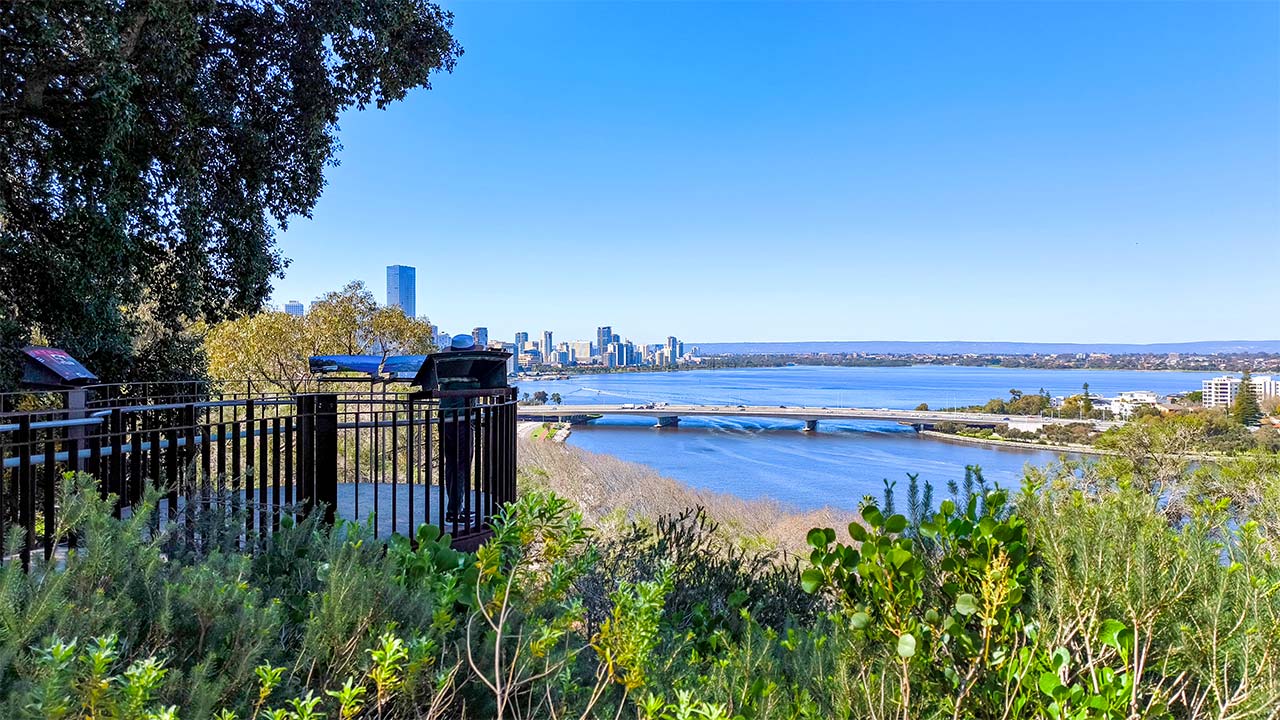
[516,404,1119,432]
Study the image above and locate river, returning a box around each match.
[516,365,1219,510]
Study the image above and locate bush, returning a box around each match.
[1,457,1276,719]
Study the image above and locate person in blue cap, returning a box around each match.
[441,333,476,524]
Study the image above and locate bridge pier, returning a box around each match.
[654,415,680,428]
[802,419,819,433]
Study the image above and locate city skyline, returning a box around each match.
[268,1,1278,343]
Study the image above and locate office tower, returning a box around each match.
[596,327,612,360]
[666,336,679,365]
[569,340,592,362]
[284,301,304,317]
[386,265,416,317]
[515,331,529,348]
[472,327,489,348]
[543,331,553,358]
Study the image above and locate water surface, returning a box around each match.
[518,366,1215,510]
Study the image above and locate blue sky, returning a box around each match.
[270,1,1279,346]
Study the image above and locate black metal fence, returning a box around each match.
[0,383,518,568]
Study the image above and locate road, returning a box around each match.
[515,404,1118,430]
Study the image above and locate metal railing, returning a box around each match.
[0,383,518,568]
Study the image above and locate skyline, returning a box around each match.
[267,1,1279,344]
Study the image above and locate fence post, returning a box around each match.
[312,393,338,525]
[17,415,32,571]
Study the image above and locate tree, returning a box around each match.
[0,1,461,388]
[368,306,436,366]
[1082,383,1093,415]
[205,312,320,394]
[1232,371,1262,426]
[550,393,563,405]
[914,403,929,411]
[532,390,549,405]
[204,280,435,392]
[309,282,378,355]
[1009,389,1023,401]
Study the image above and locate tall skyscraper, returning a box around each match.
[284,301,304,317]
[386,265,416,317]
[542,331,553,357]
[515,331,529,348]
[596,326,612,360]
[472,327,489,348]
[666,336,679,366]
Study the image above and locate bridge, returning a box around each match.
[516,404,1119,432]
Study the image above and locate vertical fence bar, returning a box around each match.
[110,409,124,517]
[407,397,415,543]
[272,417,281,532]
[296,394,313,518]
[353,412,360,520]
[313,394,338,525]
[166,420,179,524]
[258,417,268,539]
[284,416,294,507]
[43,438,56,561]
[436,400,445,536]
[18,416,32,571]
[245,399,255,537]
[391,406,398,535]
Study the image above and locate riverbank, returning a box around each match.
[919,429,1257,464]
[919,429,1111,456]
[516,436,856,556]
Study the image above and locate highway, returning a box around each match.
[515,404,1120,431]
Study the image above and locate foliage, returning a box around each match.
[946,388,1052,416]
[1233,371,1263,426]
[205,281,435,392]
[2,452,1278,719]
[0,1,461,388]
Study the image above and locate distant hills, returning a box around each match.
[692,340,1280,356]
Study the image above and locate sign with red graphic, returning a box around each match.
[22,346,97,385]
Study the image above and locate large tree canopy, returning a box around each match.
[0,0,460,388]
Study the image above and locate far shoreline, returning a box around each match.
[517,362,1234,384]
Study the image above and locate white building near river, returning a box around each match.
[1202,375,1277,408]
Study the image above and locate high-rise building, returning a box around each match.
[435,330,451,349]
[569,340,592,363]
[542,331,553,358]
[666,336,679,366]
[596,327,612,360]
[515,331,529,348]
[1203,375,1278,408]
[472,327,489,348]
[284,301,304,317]
[386,265,416,317]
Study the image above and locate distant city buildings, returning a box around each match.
[386,265,416,317]
[1203,375,1278,408]
[596,326,612,362]
[284,301,304,317]
[445,322,692,374]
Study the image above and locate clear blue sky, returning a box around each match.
[270,1,1279,346]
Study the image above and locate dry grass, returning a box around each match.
[517,437,857,556]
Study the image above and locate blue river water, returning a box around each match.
[516,365,1218,510]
